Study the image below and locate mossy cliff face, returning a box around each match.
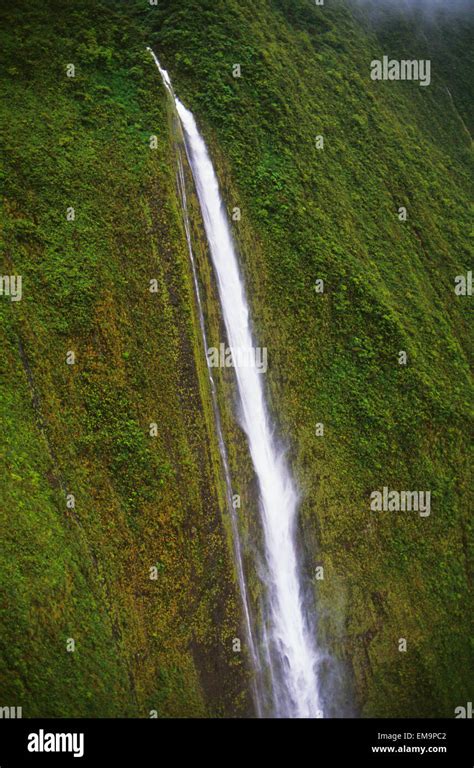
[1,0,472,718]
[0,0,251,717]
[147,0,473,717]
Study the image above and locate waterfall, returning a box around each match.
[175,142,264,717]
[149,49,322,718]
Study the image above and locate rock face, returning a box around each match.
[0,0,472,718]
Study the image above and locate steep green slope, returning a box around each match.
[0,0,249,717]
[145,0,473,716]
[1,0,472,718]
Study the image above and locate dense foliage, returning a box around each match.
[1,0,472,716]
[0,0,249,716]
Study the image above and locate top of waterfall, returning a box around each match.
[147,47,175,96]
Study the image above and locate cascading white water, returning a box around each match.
[175,144,264,717]
[149,49,321,718]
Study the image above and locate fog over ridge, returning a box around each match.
[348,0,473,14]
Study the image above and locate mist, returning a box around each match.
[348,0,473,16]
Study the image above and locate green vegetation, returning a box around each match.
[1,0,472,717]
[146,0,473,716]
[0,0,249,717]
